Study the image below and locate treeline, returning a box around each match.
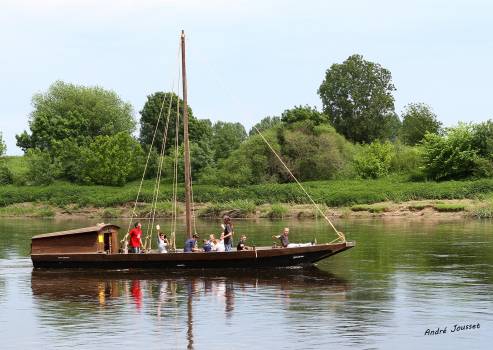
[1,54,493,187]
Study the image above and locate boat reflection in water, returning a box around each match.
[31,268,349,349]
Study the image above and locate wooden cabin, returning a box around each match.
[31,224,120,255]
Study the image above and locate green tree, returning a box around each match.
[0,132,13,185]
[281,105,329,126]
[400,103,442,145]
[0,132,6,156]
[353,141,395,179]
[249,116,282,136]
[16,81,135,152]
[279,124,353,181]
[211,121,247,161]
[76,132,145,186]
[472,120,493,159]
[25,148,62,185]
[318,54,397,143]
[139,92,212,153]
[421,124,481,180]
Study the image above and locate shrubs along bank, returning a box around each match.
[1,177,493,217]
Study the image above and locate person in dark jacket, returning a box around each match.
[222,216,234,252]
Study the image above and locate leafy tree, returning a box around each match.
[0,132,6,156]
[421,124,481,180]
[279,124,353,181]
[249,116,282,136]
[318,54,397,143]
[16,81,135,152]
[280,105,329,126]
[400,103,442,145]
[25,149,62,185]
[139,92,212,153]
[211,121,247,161]
[0,132,13,185]
[472,119,493,159]
[213,130,284,186]
[76,132,145,186]
[353,141,395,179]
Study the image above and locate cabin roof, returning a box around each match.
[31,224,120,240]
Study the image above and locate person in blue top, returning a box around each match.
[184,233,200,252]
[202,239,212,252]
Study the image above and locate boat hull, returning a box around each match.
[31,242,355,269]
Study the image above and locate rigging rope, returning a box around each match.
[120,91,174,251]
[253,126,346,243]
[143,91,174,251]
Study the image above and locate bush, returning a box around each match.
[0,163,13,185]
[268,203,289,218]
[76,132,145,186]
[353,141,394,179]
[433,203,465,212]
[421,124,480,180]
[26,149,62,185]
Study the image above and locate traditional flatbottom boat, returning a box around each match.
[31,224,354,269]
[30,31,355,269]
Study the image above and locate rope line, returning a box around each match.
[120,90,174,250]
[253,126,346,243]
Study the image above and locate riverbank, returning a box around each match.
[0,198,490,219]
[2,177,493,219]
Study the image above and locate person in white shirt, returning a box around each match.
[157,230,169,253]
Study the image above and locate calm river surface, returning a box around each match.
[0,217,491,349]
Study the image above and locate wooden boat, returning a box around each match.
[30,31,355,269]
[31,223,354,268]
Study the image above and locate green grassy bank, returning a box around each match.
[2,177,493,208]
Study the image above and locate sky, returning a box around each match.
[1,0,492,155]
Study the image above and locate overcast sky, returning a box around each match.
[1,0,492,155]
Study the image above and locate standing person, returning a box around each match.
[222,215,234,252]
[129,222,143,253]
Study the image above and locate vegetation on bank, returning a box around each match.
[2,177,493,209]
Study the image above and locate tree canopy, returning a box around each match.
[400,103,442,145]
[16,81,135,152]
[318,54,398,143]
[139,91,212,153]
[249,116,282,136]
[211,121,247,161]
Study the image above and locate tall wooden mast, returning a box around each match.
[181,30,193,239]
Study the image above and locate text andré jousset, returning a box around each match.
[424,323,480,335]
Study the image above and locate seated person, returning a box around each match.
[184,233,200,252]
[203,239,212,252]
[273,227,290,248]
[157,231,169,253]
[213,234,225,252]
[273,227,313,248]
[236,235,251,251]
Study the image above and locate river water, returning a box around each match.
[0,217,491,349]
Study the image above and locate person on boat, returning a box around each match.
[236,235,251,251]
[213,234,225,252]
[273,227,313,248]
[202,239,212,252]
[184,233,200,252]
[222,216,234,252]
[157,231,169,253]
[129,222,143,253]
[273,227,290,248]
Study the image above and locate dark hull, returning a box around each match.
[31,242,355,269]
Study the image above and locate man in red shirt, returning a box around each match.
[129,222,143,253]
